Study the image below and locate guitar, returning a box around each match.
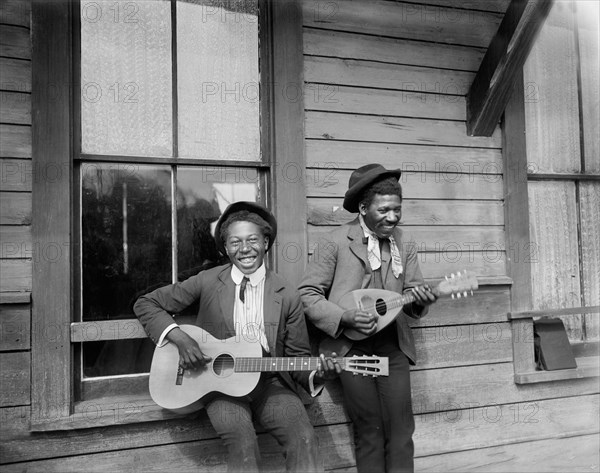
[149,324,389,414]
[320,271,479,356]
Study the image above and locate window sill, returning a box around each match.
[514,356,600,384]
[30,395,187,431]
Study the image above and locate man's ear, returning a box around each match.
[358,202,367,215]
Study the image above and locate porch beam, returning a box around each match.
[466,0,553,136]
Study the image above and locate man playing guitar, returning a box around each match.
[135,201,340,472]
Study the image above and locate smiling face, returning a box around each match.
[224,221,269,275]
[360,194,402,238]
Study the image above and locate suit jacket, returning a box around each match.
[298,219,427,364]
[134,263,313,395]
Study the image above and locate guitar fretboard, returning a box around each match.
[233,357,366,372]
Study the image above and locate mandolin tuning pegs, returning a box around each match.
[451,293,455,299]
[457,292,461,298]
[463,291,468,297]
[353,372,358,376]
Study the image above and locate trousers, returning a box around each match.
[205,376,321,473]
[340,325,415,473]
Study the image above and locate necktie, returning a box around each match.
[239,276,249,303]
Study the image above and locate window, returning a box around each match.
[31,0,305,429]
[504,0,599,384]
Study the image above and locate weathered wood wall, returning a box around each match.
[0,0,33,433]
[0,0,598,472]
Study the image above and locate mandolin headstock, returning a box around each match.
[435,270,479,299]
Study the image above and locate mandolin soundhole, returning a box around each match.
[375,298,387,315]
[212,354,235,377]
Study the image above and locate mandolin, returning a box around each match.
[340,270,479,341]
[149,324,389,413]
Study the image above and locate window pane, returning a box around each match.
[80,0,173,156]
[81,163,172,321]
[82,339,154,377]
[528,181,583,341]
[177,0,260,160]
[177,166,259,281]
[579,182,600,340]
[523,2,581,173]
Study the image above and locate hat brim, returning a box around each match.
[343,169,402,213]
[214,201,278,256]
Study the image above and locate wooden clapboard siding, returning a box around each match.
[0,304,30,350]
[2,370,598,466]
[415,285,511,326]
[307,169,502,200]
[0,259,31,292]
[304,29,485,72]
[309,225,505,251]
[0,0,30,27]
[0,158,31,192]
[0,91,31,124]
[304,85,468,121]
[306,141,503,172]
[0,124,31,158]
[0,58,31,91]
[305,56,474,96]
[302,0,502,48]
[307,199,504,226]
[0,25,30,59]
[413,322,512,369]
[306,111,501,148]
[415,434,599,472]
[0,351,30,406]
[2,394,598,471]
[0,191,31,224]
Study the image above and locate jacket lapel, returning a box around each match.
[347,219,372,289]
[263,271,283,353]
[348,219,368,267]
[217,266,236,335]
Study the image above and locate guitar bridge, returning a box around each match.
[176,365,185,385]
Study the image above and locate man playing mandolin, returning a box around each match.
[134,201,341,473]
[299,164,438,473]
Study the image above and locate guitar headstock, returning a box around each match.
[436,270,479,299]
[345,355,389,377]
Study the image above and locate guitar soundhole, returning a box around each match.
[375,298,387,315]
[212,354,235,377]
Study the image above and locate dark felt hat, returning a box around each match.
[343,164,402,212]
[214,201,277,255]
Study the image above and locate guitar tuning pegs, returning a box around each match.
[445,275,449,281]
[463,291,467,297]
[362,373,367,377]
[451,293,455,299]
[470,290,474,296]
[457,292,461,298]
[353,372,358,376]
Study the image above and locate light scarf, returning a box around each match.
[358,215,403,278]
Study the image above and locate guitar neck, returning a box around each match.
[234,357,353,373]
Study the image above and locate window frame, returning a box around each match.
[30,0,307,430]
[503,70,600,385]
